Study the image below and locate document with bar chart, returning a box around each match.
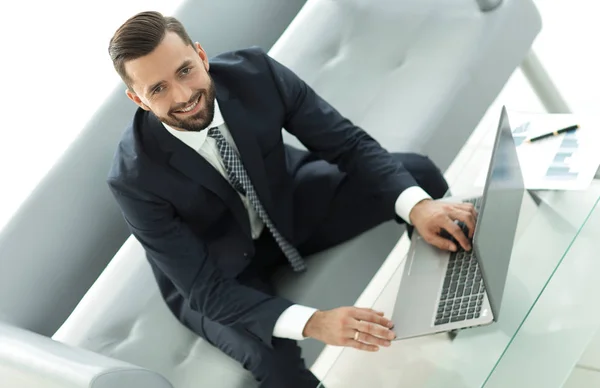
[509,112,600,190]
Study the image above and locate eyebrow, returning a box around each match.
[146,60,194,96]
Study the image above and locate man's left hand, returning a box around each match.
[409,199,477,252]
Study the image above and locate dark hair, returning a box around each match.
[108,11,194,89]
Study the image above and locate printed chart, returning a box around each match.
[475,111,600,190]
[509,112,600,190]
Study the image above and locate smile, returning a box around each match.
[175,95,202,114]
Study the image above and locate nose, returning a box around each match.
[171,82,193,105]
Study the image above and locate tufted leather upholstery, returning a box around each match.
[270,0,541,172]
[0,0,541,387]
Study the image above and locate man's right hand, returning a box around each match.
[302,307,396,351]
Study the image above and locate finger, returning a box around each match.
[345,339,379,352]
[452,209,477,239]
[352,308,393,328]
[348,329,392,347]
[355,320,396,341]
[455,203,474,212]
[427,232,457,251]
[455,203,478,221]
[368,308,386,317]
[469,203,479,218]
[444,218,471,251]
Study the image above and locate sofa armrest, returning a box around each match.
[0,322,173,388]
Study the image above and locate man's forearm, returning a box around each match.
[263,50,419,197]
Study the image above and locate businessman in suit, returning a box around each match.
[107,11,477,388]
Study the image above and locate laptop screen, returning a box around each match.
[473,107,525,320]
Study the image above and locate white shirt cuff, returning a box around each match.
[273,304,318,341]
[395,186,432,225]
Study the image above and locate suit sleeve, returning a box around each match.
[108,183,293,347]
[262,51,420,213]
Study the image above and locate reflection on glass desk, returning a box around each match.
[485,183,600,387]
[316,180,600,388]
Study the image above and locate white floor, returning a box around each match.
[565,326,600,387]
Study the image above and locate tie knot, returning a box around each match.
[207,126,223,141]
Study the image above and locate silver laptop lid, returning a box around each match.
[473,106,525,320]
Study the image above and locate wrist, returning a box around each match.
[302,310,323,338]
[409,198,431,224]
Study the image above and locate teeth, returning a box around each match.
[179,97,199,113]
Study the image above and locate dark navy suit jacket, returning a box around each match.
[107,47,418,347]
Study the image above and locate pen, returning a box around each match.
[525,124,579,143]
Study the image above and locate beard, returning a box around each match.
[157,78,216,132]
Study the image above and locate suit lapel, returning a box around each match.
[145,112,252,238]
[142,79,280,239]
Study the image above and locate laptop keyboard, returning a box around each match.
[434,197,485,326]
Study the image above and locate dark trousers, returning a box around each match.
[193,153,449,388]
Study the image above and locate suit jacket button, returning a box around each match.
[243,252,248,257]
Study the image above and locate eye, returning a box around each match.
[181,67,192,76]
[152,85,164,95]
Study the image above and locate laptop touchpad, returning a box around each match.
[407,236,448,275]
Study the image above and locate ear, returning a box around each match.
[195,42,210,71]
[125,89,150,111]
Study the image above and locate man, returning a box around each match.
[107,11,476,388]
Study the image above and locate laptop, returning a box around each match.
[391,106,525,339]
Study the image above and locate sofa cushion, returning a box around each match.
[269,0,541,172]
[53,236,257,388]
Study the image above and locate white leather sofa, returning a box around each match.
[0,0,542,387]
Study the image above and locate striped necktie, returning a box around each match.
[207,127,307,272]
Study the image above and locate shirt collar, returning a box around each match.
[162,98,225,150]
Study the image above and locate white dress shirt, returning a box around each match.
[163,102,265,239]
[163,100,431,341]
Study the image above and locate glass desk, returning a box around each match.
[316,176,600,388]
